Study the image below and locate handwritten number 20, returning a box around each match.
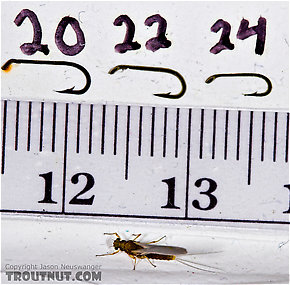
[14,9,85,56]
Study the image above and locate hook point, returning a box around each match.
[55,86,76,94]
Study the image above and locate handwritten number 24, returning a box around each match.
[210,17,267,55]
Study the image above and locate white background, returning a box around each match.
[1,2,289,284]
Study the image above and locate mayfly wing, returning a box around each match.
[131,244,187,255]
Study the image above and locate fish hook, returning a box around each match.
[109,64,186,99]
[205,73,272,97]
[1,58,91,95]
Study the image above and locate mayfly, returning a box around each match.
[96,233,219,271]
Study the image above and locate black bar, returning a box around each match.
[273,112,278,162]
[185,109,192,218]
[101,105,106,155]
[199,109,204,159]
[286,113,289,163]
[125,106,131,180]
[261,112,266,161]
[62,104,69,213]
[76,104,81,153]
[150,107,155,157]
[113,105,118,155]
[52,103,57,152]
[248,111,254,185]
[15,101,20,151]
[1,209,288,225]
[89,104,93,154]
[163,108,167,157]
[175,108,180,158]
[138,106,143,156]
[212,109,216,159]
[27,102,32,151]
[1,100,7,174]
[39,102,44,152]
[224,110,229,160]
[236,111,241,160]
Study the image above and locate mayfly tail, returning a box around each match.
[175,258,221,273]
[185,250,223,256]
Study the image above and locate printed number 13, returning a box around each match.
[162,177,218,211]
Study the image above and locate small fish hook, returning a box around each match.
[205,73,272,97]
[1,58,91,95]
[109,64,187,99]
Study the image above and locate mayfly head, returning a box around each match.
[113,237,121,250]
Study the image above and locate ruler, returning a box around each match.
[1,99,289,225]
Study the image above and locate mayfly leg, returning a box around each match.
[146,235,166,244]
[131,234,166,244]
[96,249,120,257]
[145,257,156,268]
[133,257,137,270]
[104,232,121,239]
[132,234,142,241]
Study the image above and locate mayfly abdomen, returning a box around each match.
[145,254,176,261]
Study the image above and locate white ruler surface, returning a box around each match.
[1,99,289,225]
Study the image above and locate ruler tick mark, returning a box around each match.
[138,106,143,156]
[286,113,289,163]
[15,101,20,151]
[224,110,229,160]
[76,104,81,153]
[52,103,57,152]
[89,104,93,154]
[248,111,254,185]
[261,112,266,161]
[39,102,44,152]
[185,109,192,218]
[236,111,241,160]
[1,100,7,174]
[62,103,69,213]
[175,108,180,158]
[150,107,155,157]
[199,109,204,159]
[125,106,131,180]
[101,105,106,155]
[273,112,278,162]
[212,109,217,159]
[113,105,118,155]
[27,102,32,151]
[163,108,167,157]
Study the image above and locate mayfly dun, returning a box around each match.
[96,233,219,271]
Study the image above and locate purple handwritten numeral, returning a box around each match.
[145,14,171,52]
[237,17,266,55]
[14,9,49,55]
[55,16,85,56]
[210,19,234,54]
[113,15,141,53]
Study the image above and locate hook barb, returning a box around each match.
[1,58,91,95]
[109,64,186,99]
[205,73,272,97]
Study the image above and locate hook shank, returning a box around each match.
[205,73,272,97]
[1,58,91,95]
[109,64,186,99]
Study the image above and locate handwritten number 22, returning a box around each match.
[114,14,171,53]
